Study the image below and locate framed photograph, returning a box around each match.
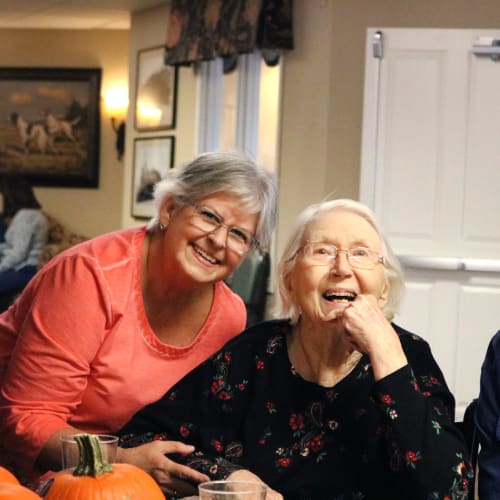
[135,46,178,131]
[0,67,101,188]
[131,135,175,219]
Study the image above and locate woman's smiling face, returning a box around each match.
[287,209,389,325]
[159,192,259,286]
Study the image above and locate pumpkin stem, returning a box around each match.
[73,434,113,477]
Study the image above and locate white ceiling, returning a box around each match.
[0,0,169,30]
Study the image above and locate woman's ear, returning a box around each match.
[378,278,390,308]
[284,269,296,301]
[159,195,177,227]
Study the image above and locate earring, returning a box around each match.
[159,223,166,232]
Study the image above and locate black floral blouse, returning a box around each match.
[119,320,472,500]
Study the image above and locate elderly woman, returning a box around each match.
[120,198,472,499]
[0,151,277,493]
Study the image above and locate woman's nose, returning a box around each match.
[331,250,353,276]
[207,225,228,248]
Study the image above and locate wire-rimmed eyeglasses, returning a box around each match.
[189,203,257,255]
[301,241,385,270]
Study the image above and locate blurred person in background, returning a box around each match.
[0,175,48,296]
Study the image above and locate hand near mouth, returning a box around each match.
[340,294,408,380]
[324,302,351,322]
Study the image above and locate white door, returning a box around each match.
[361,28,500,418]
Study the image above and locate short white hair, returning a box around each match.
[146,150,277,249]
[274,198,405,322]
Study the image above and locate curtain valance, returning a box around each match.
[165,0,294,68]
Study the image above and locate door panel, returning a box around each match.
[361,28,500,417]
[463,56,500,249]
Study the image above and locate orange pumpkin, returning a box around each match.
[0,467,19,485]
[0,483,41,499]
[44,433,164,499]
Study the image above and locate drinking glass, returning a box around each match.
[198,480,267,500]
[60,433,118,469]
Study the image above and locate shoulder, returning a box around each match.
[392,322,437,363]
[218,319,290,357]
[187,320,289,383]
[33,227,144,294]
[481,330,500,370]
[486,330,500,353]
[215,280,245,308]
[392,323,448,380]
[393,322,430,348]
[49,227,144,266]
[11,208,42,223]
[187,321,290,378]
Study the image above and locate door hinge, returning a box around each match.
[373,31,384,59]
[472,37,500,61]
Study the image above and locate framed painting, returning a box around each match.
[0,67,101,188]
[131,135,175,219]
[134,46,178,131]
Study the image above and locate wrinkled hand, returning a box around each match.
[340,294,393,353]
[227,469,283,500]
[341,294,408,380]
[117,441,209,497]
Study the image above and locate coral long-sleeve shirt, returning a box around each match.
[0,227,246,480]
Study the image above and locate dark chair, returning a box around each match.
[455,398,479,500]
[225,248,270,327]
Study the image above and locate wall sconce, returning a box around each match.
[104,87,128,161]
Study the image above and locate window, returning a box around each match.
[197,51,281,175]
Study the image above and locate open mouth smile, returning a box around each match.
[192,243,221,265]
[322,290,357,302]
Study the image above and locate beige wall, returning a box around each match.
[121,5,198,229]
[0,28,129,237]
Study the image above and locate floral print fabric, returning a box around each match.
[120,320,472,500]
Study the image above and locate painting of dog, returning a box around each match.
[43,109,80,142]
[9,112,54,155]
[0,67,101,187]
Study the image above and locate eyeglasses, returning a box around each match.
[301,241,385,270]
[189,203,256,255]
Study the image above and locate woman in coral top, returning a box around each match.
[0,150,277,496]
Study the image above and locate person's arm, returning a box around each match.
[372,331,473,499]
[118,349,246,490]
[0,254,113,476]
[119,332,283,498]
[477,331,500,500]
[0,211,38,271]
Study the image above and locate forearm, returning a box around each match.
[35,427,81,473]
[0,387,84,477]
[369,340,408,381]
[374,365,472,496]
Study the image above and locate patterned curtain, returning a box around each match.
[165,0,294,68]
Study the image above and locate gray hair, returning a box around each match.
[146,150,278,248]
[274,198,405,322]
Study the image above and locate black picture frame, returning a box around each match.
[0,67,101,188]
[131,135,175,219]
[134,46,178,131]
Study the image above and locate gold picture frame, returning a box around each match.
[134,46,178,131]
